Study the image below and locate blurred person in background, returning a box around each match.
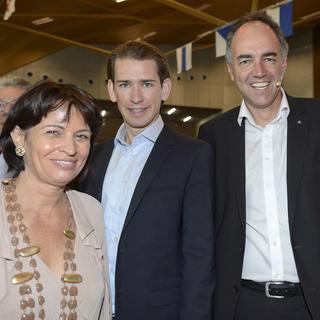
[0,77,30,179]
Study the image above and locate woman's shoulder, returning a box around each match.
[67,190,104,239]
[67,190,103,218]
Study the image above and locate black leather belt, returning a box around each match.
[241,279,301,298]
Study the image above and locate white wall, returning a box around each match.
[4,28,314,113]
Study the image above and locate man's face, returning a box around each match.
[227,21,287,112]
[108,58,171,142]
[0,86,25,132]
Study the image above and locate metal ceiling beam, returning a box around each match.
[13,13,145,22]
[0,21,112,56]
[154,0,226,26]
[12,13,208,25]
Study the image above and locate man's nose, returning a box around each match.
[130,85,143,103]
[252,61,266,77]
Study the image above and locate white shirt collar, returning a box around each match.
[115,115,164,146]
[237,88,290,127]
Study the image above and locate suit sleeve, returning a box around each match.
[180,142,215,320]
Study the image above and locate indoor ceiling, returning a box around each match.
[0,0,319,76]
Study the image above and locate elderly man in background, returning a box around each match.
[0,77,30,178]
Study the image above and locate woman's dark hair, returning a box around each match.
[0,80,102,177]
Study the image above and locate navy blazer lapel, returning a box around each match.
[121,126,174,233]
[286,96,308,225]
[229,112,246,230]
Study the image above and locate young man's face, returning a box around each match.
[108,58,171,142]
[227,21,287,113]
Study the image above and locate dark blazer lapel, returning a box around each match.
[121,126,174,233]
[229,112,246,230]
[90,141,114,201]
[287,96,308,225]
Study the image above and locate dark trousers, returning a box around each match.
[234,285,313,320]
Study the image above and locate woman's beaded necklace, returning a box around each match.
[3,180,82,320]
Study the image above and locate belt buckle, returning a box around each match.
[265,281,285,299]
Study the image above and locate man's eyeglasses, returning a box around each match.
[0,99,17,113]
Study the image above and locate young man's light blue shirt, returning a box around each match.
[101,116,164,313]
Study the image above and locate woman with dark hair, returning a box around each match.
[0,80,111,320]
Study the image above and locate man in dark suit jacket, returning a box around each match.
[199,11,320,320]
[80,40,214,320]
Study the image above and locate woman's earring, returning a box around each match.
[15,144,25,157]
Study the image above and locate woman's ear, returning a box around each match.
[10,126,25,147]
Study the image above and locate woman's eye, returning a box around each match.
[76,134,90,140]
[46,130,60,135]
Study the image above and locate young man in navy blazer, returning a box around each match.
[80,40,214,320]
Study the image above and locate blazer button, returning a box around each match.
[239,246,244,252]
[233,285,239,293]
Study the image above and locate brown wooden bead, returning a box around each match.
[28,297,35,308]
[61,286,68,295]
[14,248,20,258]
[29,258,37,268]
[63,262,69,271]
[20,299,28,310]
[19,285,32,295]
[16,212,23,221]
[11,236,19,246]
[70,262,76,271]
[36,283,43,292]
[59,312,67,320]
[9,225,17,234]
[33,271,40,280]
[67,312,77,320]
[7,214,15,223]
[5,204,13,212]
[23,234,30,244]
[60,298,67,308]
[19,223,27,233]
[38,309,45,319]
[38,295,45,305]
[15,260,23,271]
[69,286,78,296]
[68,299,77,309]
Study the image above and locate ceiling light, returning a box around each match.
[167,108,176,115]
[143,31,157,39]
[32,17,54,26]
[196,4,211,11]
[100,110,107,117]
[182,116,192,123]
[113,0,127,3]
